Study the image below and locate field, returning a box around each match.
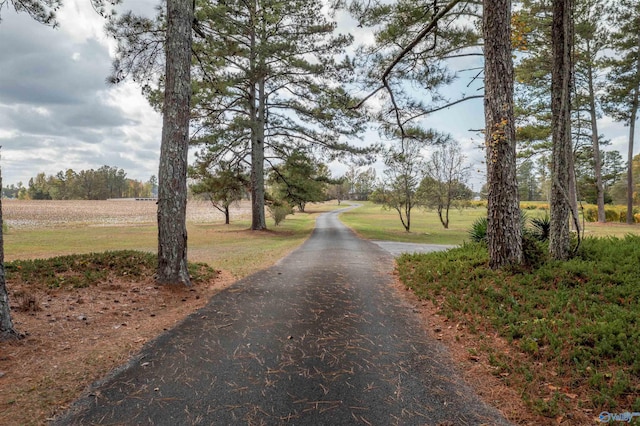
[340,201,640,245]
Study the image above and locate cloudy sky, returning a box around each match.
[0,2,634,191]
[0,0,161,187]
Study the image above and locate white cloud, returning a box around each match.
[0,0,162,186]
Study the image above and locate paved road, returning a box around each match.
[53,207,510,425]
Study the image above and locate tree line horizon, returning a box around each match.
[1,166,158,200]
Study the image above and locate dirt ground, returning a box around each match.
[0,269,237,425]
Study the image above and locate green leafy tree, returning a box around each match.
[375,134,438,232]
[343,166,377,201]
[189,162,248,224]
[268,151,331,213]
[27,172,51,200]
[517,160,542,201]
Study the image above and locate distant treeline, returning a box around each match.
[2,166,157,200]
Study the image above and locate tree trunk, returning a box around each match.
[156,0,193,286]
[627,89,637,224]
[568,152,579,231]
[626,34,640,225]
[224,207,230,225]
[550,0,574,260]
[249,1,267,231]
[483,0,522,269]
[0,166,22,341]
[586,40,606,223]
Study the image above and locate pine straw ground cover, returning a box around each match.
[0,251,230,426]
[396,237,640,425]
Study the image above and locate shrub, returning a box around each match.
[268,200,293,226]
[522,234,547,269]
[529,214,550,242]
[584,207,598,222]
[605,209,619,222]
[469,216,488,243]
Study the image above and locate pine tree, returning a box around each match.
[549,0,575,260]
[484,0,522,268]
[156,0,193,285]
[602,0,640,224]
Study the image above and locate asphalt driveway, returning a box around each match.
[53,206,510,425]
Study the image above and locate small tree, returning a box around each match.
[189,162,248,225]
[268,151,331,213]
[418,140,472,229]
[376,137,428,232]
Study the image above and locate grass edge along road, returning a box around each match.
[339,203,640,424]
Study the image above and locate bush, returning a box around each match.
[268,201,293,226]
[529,214,550,242]
[469,216,488,243]
[584,207,598,222]
[397,236,640,418]
[522,234,547,269]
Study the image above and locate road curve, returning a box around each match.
[53,206,510,425]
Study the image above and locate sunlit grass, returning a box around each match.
[4,202,340,278]
[340,201,640,245]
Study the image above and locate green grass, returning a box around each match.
[339,202,522,245]
[396,237,640,419]
[340,202,640,245]
[4,203,334,278]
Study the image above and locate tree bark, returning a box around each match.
[156,0,193,285]
[0,166,22,340]
[249,0,267,231]
[549,0,574,260]
[626,34,640,224]
[627,88,637,224]
[586,39,606,223]
[483,0,522,269]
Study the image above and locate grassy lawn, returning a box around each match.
[340,201,640,245]
[4,202,341,278]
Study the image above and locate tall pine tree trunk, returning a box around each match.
[483,0,522,269]
[156,0,193,285]
[248,0,267,231]
[626,86,638,224]
[251,75,267,230]
[626,34,640,225]
[0,165,21,340]
[586,40,606,223]
[550,0,574,260]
